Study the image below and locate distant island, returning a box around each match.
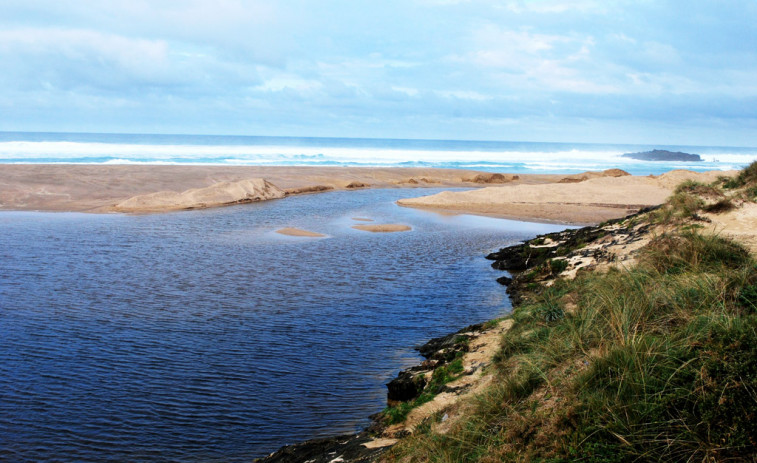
[621,149,702,162]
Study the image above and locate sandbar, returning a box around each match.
[0,164,736,225]
[351,217,374,222]
[352,224,412,233]
[0,165,533,214]
[275,227,326,238]
[398,170,734,225]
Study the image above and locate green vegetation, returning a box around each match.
[729,161,757,188]
[549,258,569,275]
[386,165,757,462]
[388,231,757,462]
[383,355,467,425]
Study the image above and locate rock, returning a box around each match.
[386,371,427,403]
[621,149,702,162]
[255,432,390,463]
[489,206,660,306]
[346,181,368,188]
[416,323,484,359]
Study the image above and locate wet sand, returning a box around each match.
[352,224,412,233]
[276,227,327,238]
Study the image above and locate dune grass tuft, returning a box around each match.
[387,230,757,462]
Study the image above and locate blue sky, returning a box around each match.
[1,0,756,145]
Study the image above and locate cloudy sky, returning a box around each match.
[1,0,756,145]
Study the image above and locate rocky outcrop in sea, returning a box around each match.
[621,149,702,162]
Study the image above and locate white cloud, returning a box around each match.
[437,90,492,101]
[502,0,605,14]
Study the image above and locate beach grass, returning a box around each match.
[385,163,757,462]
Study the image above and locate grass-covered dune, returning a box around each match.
[383,163,757,463]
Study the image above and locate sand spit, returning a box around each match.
[351,217,374,222]
[398,170,733,225]
[275,227,326,238]
[352,224,412,233]
[557,168,630,183]
[0,165,557,213]
[112,179,285,213]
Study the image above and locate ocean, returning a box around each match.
[1,131,756,175]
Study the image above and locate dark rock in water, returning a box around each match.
[496,275,512,286]
[387,370,427,403]
[258,315,495,461]
[416,323,484,359]
[621,149,702,162]
[255,432,390,463]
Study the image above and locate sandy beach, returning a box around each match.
[0,165,544,214]
[0,165,734,224]
[399,169,733,224]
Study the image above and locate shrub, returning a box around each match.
[703,198,735,213]
[549,258,569,274]
[675,180,722,197]
[641,231,751,274]
[736,160,757,186]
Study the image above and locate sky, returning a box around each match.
[1,0,756,145]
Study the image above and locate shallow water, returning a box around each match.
[0,188,569,462]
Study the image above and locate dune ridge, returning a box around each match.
[112,178,285,213]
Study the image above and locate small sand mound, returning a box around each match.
[559,169,631,183]
[285,185,334,195]
[352,224,412,233]
[113,178,285,212]
[464,173,515,184]
[276,227,326,238]
[603,168,631,177]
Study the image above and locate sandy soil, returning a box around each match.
[0,165,541,213]
[352,224,412,233]
[380,319,514,440]
[704,201,757,254]
[112,178,285,212]
[275,227,326,238]
[398,170,733,225]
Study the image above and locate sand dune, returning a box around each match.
[112,178,285,213]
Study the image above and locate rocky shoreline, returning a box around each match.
[256,323,491,462]
[256,208,660,463]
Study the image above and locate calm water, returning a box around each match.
[0,188,569,462]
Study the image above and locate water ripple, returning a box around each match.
[0,188,568,462]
